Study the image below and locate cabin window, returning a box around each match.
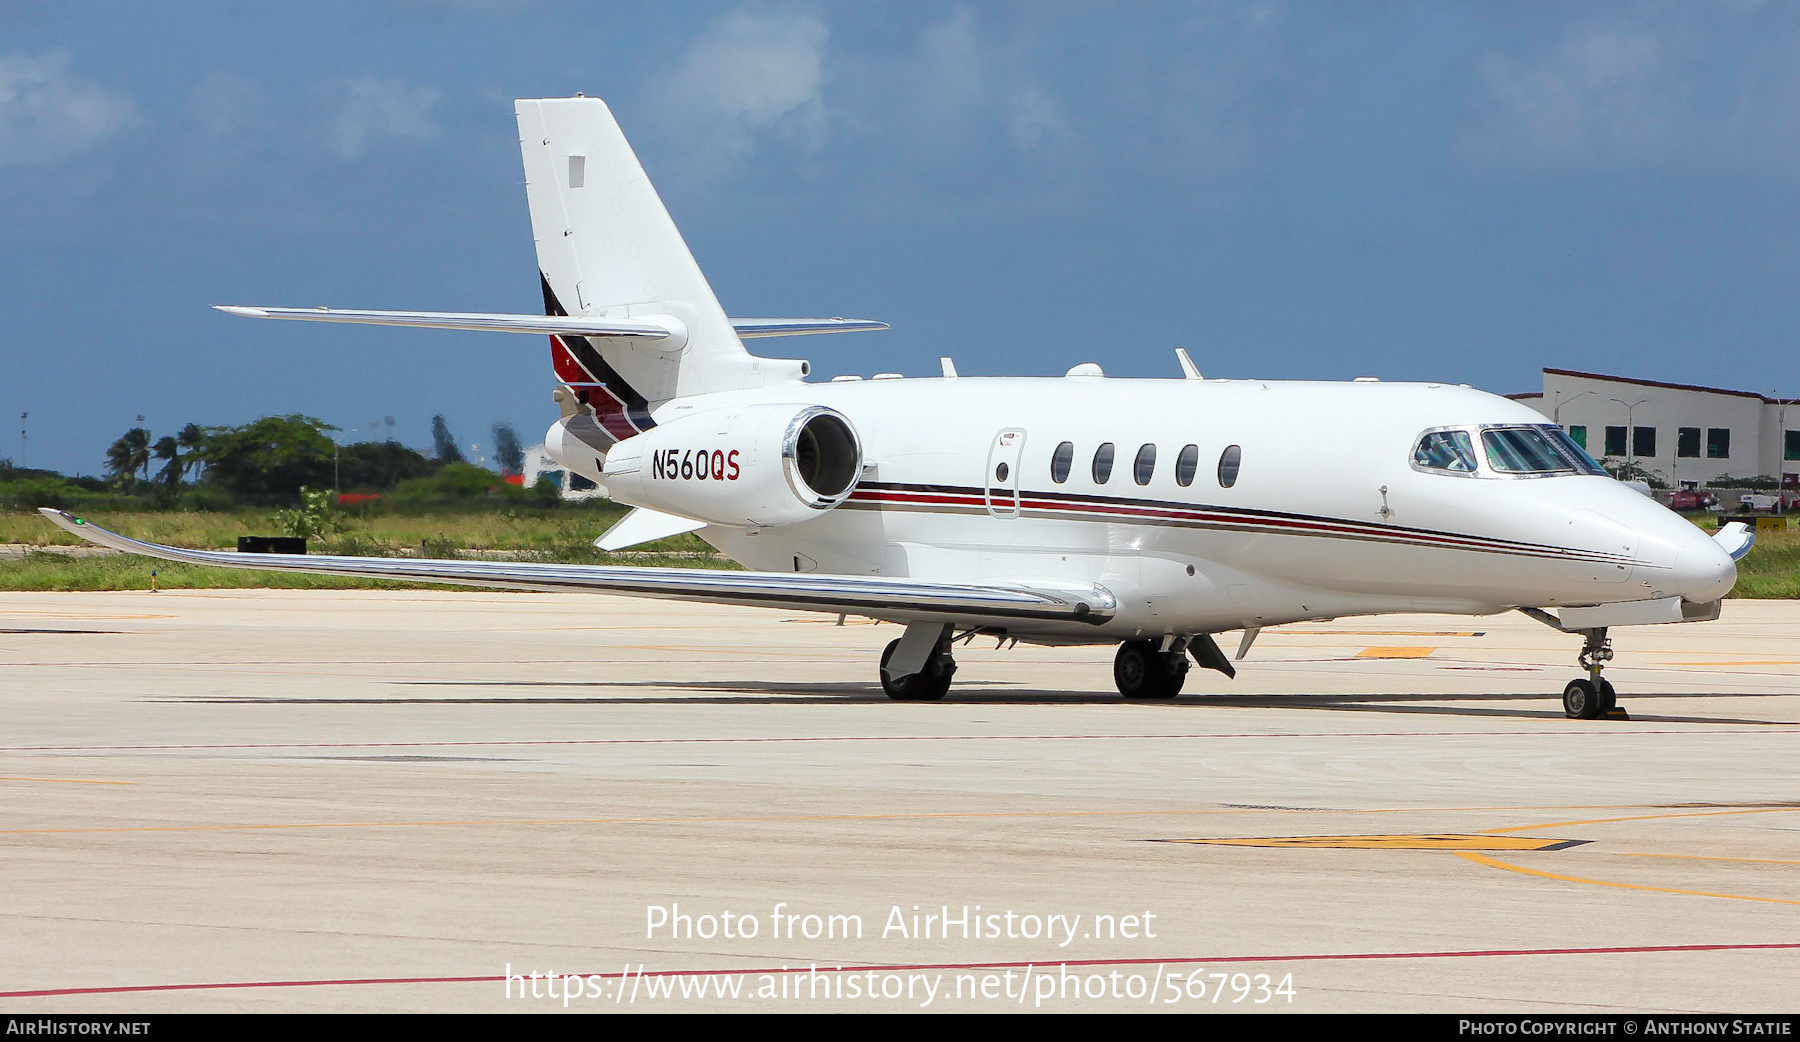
[1412,430,1478,473]
[1175,444,1199,487]
[1092,442,1115,484]
[1217,444,1241,488]
[1133,443,1156,485]
[1051,441,1074,483]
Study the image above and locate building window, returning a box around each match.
[1050,441,1073,483]
[1604,426,1627,457]
[1633,426,1656,458]
[1707,428,1731,459]
[1567,425,1587,449]
[1787,430,1800,462]
[1092,442,1115,484]
[1133,443,1156,485]
[1175,444,1199,487]
[1678,427,1701,458]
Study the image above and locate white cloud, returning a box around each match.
[1462,30,1677,170]
[317,77,441,159]
[649,5,829,178]
[0,50,136,168]
[185,71,271,139]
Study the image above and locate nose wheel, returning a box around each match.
[1564,627,1626,720]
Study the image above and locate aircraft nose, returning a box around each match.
[1671,530,1737,603]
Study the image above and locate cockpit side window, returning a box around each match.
[1539,425,1607,475]
[1413,429,1479,474]
[1482,426,1579,474]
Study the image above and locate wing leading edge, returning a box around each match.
[38,510,1112,626]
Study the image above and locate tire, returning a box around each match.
[1597,678,1617,714]
[880,638,954,701]
[1563,678,1603,720]
[1116,641,1186,699]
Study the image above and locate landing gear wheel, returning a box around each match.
[880,638,955,701]
[1597,678,1617,714]
[1115,640,1189,700]
[1562,678,1605,720]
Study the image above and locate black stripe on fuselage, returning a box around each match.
[846,481,1637,566]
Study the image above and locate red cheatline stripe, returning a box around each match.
[8,943,1798,999]
[850,486,1614,560]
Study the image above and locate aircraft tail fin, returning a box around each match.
[515,98,802,438]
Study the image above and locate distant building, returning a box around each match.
[520,444,608,501]
[1511,368,1799,488]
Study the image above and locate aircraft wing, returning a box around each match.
[37,510,1111,626]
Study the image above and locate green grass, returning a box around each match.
[0,507,738,591]
[5,509,1797,596]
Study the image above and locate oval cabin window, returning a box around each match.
[1092,442,1115,484]
[1051,441,1073,483]
[1218,444,1242,488]
[1175,444,1199,487]
[1133,443,1156,485]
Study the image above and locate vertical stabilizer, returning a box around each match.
[517,98,788,437]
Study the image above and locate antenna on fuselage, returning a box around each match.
[1175,347,1202,380]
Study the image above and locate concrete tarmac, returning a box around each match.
[1,589,1798,1013]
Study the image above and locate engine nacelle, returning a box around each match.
[602,404,862,527]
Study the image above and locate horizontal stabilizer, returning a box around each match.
[216,307,885,342]
[39,510,1114,627]
[731,318,888,338]
[595,507,706,552]
[216,305,680,342]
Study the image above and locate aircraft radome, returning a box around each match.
[44,96,1754,720]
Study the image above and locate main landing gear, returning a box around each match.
[880,632,957,701]
[1562,626,1624,721]
[1113,639,1190,700]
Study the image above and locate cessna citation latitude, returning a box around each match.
[43,96,1755,720]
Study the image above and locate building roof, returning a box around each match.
[1543,368,1779,404]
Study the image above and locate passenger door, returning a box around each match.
[985,428,1027,518]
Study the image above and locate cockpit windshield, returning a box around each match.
[1413,430,1479,473]
[1482,425,1606,476]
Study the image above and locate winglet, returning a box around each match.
[1714,521,1755,562]
[1175,347,1202,380]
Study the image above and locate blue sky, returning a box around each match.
[3,1,1799,475]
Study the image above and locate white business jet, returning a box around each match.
[43,97,1755,720]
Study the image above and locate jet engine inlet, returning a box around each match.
[787,408,861,505]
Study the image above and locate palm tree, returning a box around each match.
[105,428,151,488]
[176,423,205,483]
[152,435,184,487]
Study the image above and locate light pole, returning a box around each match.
[1554,389,1596,425]
[18,412,25,470]
[1775,393,1797,513]
[1610,398,1649,472]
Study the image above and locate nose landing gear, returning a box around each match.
[1562,627,1625,720]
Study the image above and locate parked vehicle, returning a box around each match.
[1740,493,1781,512]
[1669,490,1718,511]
